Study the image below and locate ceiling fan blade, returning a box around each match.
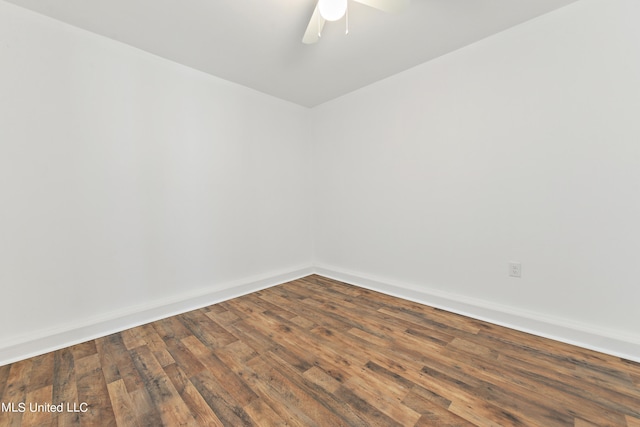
[302,4,326,44]
[352,0,410,13]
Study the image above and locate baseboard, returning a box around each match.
[0,266,314,366]
[313,265,640,363]
[4,265,638,366]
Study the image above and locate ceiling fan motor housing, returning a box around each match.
[319,0,348,21]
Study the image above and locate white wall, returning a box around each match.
[0,1,312,362]
[312,0,640,357]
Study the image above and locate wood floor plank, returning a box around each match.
[51,348,81,427]
[21,385,54,427]
[189,369,255,427]
[417,353,580,426]
[448,396,520,427]
[129,345,198,427]
[23,353,54,395]
[95,335,122,385]
[3,275,639,426]
[259,351,364,427]
[333,384,404,427]
[494,352,640,421]
[0,363,11,399]
[136,325,175,368]
[300,276,381,308]
[128,386,164,427]
[265,349,373,427]
[574,418,602,427]
[179,309,238,349]
[303,366,342,394]
[241,356,319,427]
[0,359,33,427]
[162,336,207,378]
[259,289,356,332]
[68,340,98,361]
[217,346,310,426]
[626,415,640,427]
[287,314,317,329]
[107,335,147,394]
[414,411,476,427]
[401,387,456,417]
[225,309,317,373]
[573,364,640,400]
[106,379,140,427]
[219,339,259,364]
[2,359,32,401]
[242,398,287,427]
[153,316,195,342]
[221,318,279,355]
[182,335,258,407]
[120,326,147,351]
[163,363,224,427]
[245,291,298,320]
[343,372,421,425]
[75,352,117,427]
[204,308,239,326]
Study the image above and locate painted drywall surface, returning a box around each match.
[0,2,312,346]
[312,0,640,341]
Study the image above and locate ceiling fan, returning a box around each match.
[303,0,410,44]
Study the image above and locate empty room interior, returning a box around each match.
[1,0,640,425]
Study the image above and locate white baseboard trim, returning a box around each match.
[313,266,640,363]
[0,266,314,366]
[4,265,638,366]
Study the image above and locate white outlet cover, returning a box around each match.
[509,262,522,278]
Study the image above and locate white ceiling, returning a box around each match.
[5,0,579,107]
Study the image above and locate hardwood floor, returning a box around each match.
[1,275,639,426]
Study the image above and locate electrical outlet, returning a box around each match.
[509,262,522,278]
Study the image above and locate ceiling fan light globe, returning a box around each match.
[318,0,347,21]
